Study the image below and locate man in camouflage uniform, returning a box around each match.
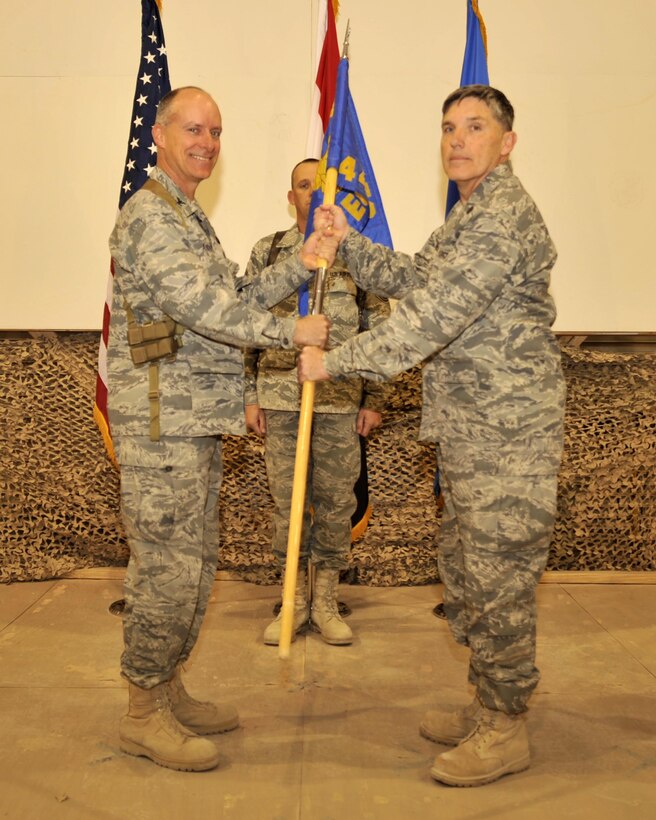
[299,85,566,786]
[107,87,330,772]
[243,158,390,646]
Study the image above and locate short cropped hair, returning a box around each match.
[155,86,207,125]
[442,85,514,131]
[291,157,319,188]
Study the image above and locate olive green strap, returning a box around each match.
[266,230,287,267]
[148,362,160,442]
[124,301,138,331]
[142,177,185,224]
[137,177,186,441]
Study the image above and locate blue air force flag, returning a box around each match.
[300,56,393,315]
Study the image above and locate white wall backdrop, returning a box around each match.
[1,0,654,331]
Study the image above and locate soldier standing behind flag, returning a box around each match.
[243,158,390,647]
[108,87,330,772]
[299,85,566,787]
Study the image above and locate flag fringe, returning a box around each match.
[93,402,119,469]
[155,0,163,12]
[471,0,488,57]
[351,503,372,543]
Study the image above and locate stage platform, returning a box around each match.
[1,576,654,819]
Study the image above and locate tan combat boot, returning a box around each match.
[429,706,530,787]
[419,697,483,745]
[119,680,220,771]
[310,568,353,645]
[263,573,310,646]
[169,666,239,735]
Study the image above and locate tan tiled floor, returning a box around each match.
[1,576,655,819]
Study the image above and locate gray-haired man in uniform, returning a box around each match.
[108,86,330,772]
[299,85,565,787]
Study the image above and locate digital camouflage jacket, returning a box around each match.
[324,164,565,472]
[243,225,390,414]
[108,168,314,438]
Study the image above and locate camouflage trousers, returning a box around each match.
[264,410,359,570]
[115,435,223,688]
[437,443,559,715]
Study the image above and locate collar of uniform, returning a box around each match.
[150,167,204,221]
[468,162,513,207]
[280,224,303,249]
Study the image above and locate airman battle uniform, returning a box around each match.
[108,168,315,690]
[321,164,565,710]
[243,225,389,644]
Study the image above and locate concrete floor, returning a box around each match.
[0,576,655,820]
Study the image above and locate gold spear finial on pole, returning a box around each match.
[342,20,351,59]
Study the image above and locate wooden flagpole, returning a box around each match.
[279,24,350,660]
[278,166,339,659]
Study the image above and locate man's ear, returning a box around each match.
[152,122,165,150]
[501,130,517,160]
[287,190,295,207]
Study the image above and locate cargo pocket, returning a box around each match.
[118,438,183,543]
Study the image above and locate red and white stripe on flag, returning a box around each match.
[93,260,115,464]
[305,0,340,157]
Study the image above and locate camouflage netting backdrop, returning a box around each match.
[1,334,655,584]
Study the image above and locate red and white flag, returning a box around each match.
[305,0,340,157]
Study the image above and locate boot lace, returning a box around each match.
[461,709,497,748]
[154,687,189,739]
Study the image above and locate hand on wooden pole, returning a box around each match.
[278,168,338,659]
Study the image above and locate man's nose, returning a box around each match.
[450,129,465,147]
[201,130,216,151]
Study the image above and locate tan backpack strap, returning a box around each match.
[141,177,186,224]
[148,362,160,442]
[124,300,138,327]
[127,178,185,442]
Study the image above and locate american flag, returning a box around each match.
[94,0,171,463]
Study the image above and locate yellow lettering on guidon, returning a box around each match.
[339,156,356,182]
[338,156,376,220]
[314,151,328,193]
[358,170,372,199]
[342,193,367,221]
